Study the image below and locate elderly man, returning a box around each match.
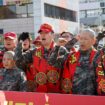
[0,32,17,68]
[0,51,27,91]
[15,23,61,92]
[48,29,97,95]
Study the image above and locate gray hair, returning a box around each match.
[80,29,96,39]
[4,51,15,60]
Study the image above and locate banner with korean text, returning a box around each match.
[0,91,105,105]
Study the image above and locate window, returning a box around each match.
[44,3,77,22]
[80,11,86,18]
[0,3,33,19]
[102,8,105,14]
[100,2,105,7]
[80,0,87,3]
[86,9,102,17]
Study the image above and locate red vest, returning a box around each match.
[96,50,105,95]
[0,50,5,69]
[61,49,97,94]
[28,42,61,93]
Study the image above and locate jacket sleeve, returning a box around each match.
[91,50,103,95]
[14,42,35,67]
[48,46,69,69]
[19,71,28,91]
[65,38,78,51]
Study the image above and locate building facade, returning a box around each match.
[79,0,105,45]
[80,0,105,28]
[0,0,79,39]
[33,0,79,35]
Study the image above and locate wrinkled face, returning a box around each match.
[79,32,96,51]
[22,39,30,50]
[4,37,17,50]
[3,53,15,69]
[40,32,53,46]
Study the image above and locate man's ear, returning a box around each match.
[92,38,96,45]
[51,33,55,39]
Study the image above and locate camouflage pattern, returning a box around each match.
[15,42,36,92]
[15,42,61,92]
[65,38,78,51]
[15,42,35,67]
[48,46,69,69]
[0,67,27,91]
[93,47,105,95]
[0,47,8,68]
[72,49,97,95]
[48,38,78,69]
[48,38,97,94]
[15,47,34,72]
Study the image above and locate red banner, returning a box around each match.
[0,91,105,105]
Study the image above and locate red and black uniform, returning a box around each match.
[15,41,61,93]
[61,48,97,94]
[93,48,105,95]
[49,46,97,94]
[0,48,8,68]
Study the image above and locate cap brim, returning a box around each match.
[33,41,41,44]
[38,29,53,33]
[4,36,15,39]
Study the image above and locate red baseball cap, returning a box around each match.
[33,36,41,44]
[38,23,54,33]
[4,32,17,39]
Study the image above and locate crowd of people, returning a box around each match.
[0,23,105,96]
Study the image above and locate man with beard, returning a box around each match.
[0,32,17,68]
[15,23,61,93]
[48,29,97,95]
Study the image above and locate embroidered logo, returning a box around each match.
[69,55,77,64]
[98,71,104,76]
[99,79,105,93]
[47,70,59,83]
[35,72,47,85]
[35,50,42,58]
[62,78,72,93]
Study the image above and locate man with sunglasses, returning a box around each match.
[58,31,76,53]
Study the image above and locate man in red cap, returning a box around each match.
[0,32,17,68]
[15,23,61,92]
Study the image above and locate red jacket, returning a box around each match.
[0,48,7,69]
[27,42,61,93]
[61,49,97,94]
[96,50,105,95]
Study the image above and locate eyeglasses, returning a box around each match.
[61,35,70,38]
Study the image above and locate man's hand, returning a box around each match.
[57,38,67,46]
[96,31,105,41]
